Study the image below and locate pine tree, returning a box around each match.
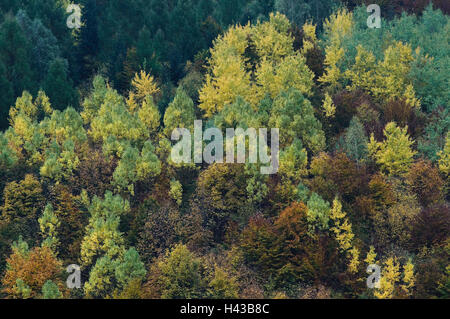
[163,88,196,137]
[0,15,35,102]
[43,58,78,110]
[38,204,60,252]
[342,116,368,162]
[80,192,129,267]
[0,60,14,129]
[41,280,62,299]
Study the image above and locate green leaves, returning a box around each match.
[80,191,129,267]
[112,141,161,195]
[269,88,325,153]
[306,192,330,232]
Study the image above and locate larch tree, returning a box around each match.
[368,122,417,176]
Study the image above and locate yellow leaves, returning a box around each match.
[438,132,450,175]
[199,13,313,118]
[9,91,38,124]
[211,23,250,61]
[126,92,139,113]
[374,41,420,108]
[402,259,415,295]
[368,122,417,176]
[300,21,318,56]
[322,93,336,117]
[138,96,160,134]
[319,45,345,90]
[256,53,314,100]
[330,198,359,273]
[319,9,354,92]
[252,12,294,63]
[303,21,317,43]
[364,246,377,265]
[169,179,183,206]
[371,256,415,299]
[348,247,360,274]
[200,54,254,117]
[375,257,401,299]
[323,8,354,47]
[345,45,376,92]
[347,41,420,109]
[131,70,160,101]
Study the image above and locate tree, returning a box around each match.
[341,116,368,162]
[0,60,14,129]
[319,8,354,91]
[306,192,331,232]
[0,15,35,101]
[195,163,248,242]
[15,10,60,82]
[163,88,196,137]
[374,257,401,299]
[208,266,239,299]
[43,58,78,110]
[2,238,64,299]
[0,14,36,125]
[330,197,359,273]
[346,42,420,109]
[438,132,450,175]
[274,0,337,27]
[41,280,62,299]
[199,13,314,118]
[84,247,146,299]
[149,244,206,299]
[368,122,417,176]
[407,159,444,207]
[269,88,325,152]
[38,203,60,252]
[80,191,129,267]
[112,141,161,195]
[279,138,308,183]
[0,175,45,248]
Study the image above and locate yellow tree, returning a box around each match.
[374,257,401,299]
[438,132,450,175]
[330,197,359,273]
[368,122,417,176]
[199,13,314,118]
[319,8,354,91]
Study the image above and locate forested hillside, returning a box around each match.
[0,0,448,299]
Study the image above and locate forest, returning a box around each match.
[0,0,448,299]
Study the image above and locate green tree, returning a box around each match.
[80,191,129,267]
[0,60,14,129]
[269,88,325,153]
[208,267,239,299]
[15,10,60,82]
[41,280,62,299]
[306,192,331,232]
[163,88,196,137]
[155,244,206,299]
[0,15,35,125]
[341,116,368,162]
[43,58,78,110]
[38,204,60,252]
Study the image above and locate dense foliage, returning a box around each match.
[0,1,448,299]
